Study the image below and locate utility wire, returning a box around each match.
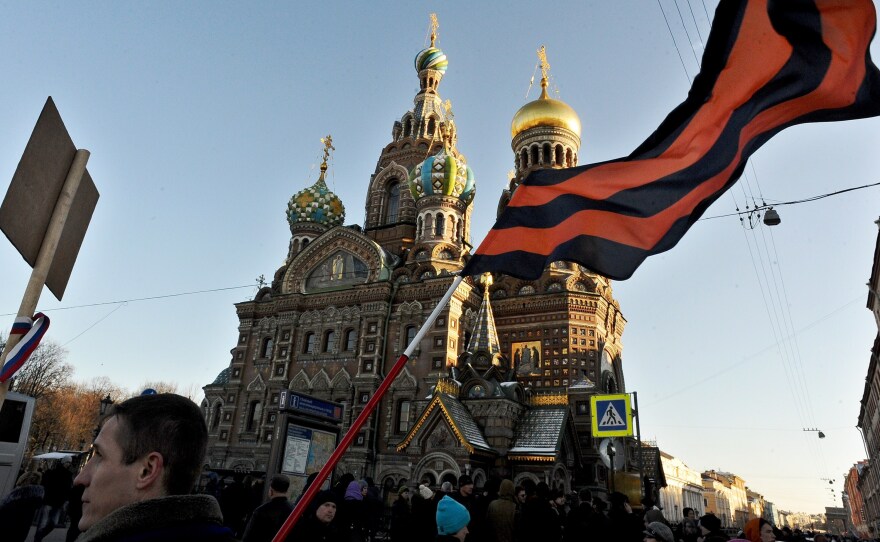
[1,284,254,317]
[701,180,880,221]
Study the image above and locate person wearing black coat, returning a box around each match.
[242,475,295,542]
[0,471,45,542]
[287,490,345,542]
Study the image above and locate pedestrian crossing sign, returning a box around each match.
[590,394,633,437]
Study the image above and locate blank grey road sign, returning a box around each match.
[0,97,99,300]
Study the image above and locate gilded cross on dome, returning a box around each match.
[430,13,439,47]
[537,45,550,84]
[480,272,493,289]
[319,135,334,166]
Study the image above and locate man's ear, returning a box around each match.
[134,452,165,493]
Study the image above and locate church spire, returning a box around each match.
[466,273,501,356]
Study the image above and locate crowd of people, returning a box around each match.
[0,393,869,542]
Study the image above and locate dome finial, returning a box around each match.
[318,134,334,183]
[429,13,439,47]
[537,45,550,99]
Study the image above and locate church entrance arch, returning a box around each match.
[414,452,460,489]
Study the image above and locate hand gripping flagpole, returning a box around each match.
[271,274,464,542]
[0,149,89,406]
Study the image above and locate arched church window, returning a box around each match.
[555,145,564,166]
[530,145,539,167]
[520,149,528,170]
[396,400,412,433]
[435,214,445,237]
[417,216,423,238]
[427,117,436,136]
[566,149,574,167]
[519,285,535,295]
[246,401,261,431]
[303,332,317,354]
[323,330,336,352]
[260,337,273,358]
[211,402,222,430]
[547,282,562,292]
[385,182,400,224]
[344,329,357,351]
[302,239,310,250]
[404,325,417,350]
[543,143,552,165]
[439,249,453,260]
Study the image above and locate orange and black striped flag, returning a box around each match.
[462,0,880,281]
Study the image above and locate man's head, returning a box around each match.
[458,474,474,497]
[515,485,526,504]
[74,393,207,532]
[269,475,291,498]
[683,507,695,520]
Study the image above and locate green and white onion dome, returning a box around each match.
[408,148,475,203]
[414,46,448,74]
[287,177,345,229]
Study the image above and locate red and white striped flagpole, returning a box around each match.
[271,274,464,542]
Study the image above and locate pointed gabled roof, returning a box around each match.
[396,392,493,455]
[465,274,501,355]
[508,406,569,461]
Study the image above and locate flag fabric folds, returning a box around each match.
[462,0,880,281]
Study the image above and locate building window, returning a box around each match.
[386,182,400,224]
[227,394,235,403]
[232,368,241,377]
[246,401,262,431]
[211,403,222,429]
[432,357,443,370]
[397,400,412,433]
[264,431,273,442]
[368,322,377,333]
[303,332,316,354]
[355,432,367,447]
[223,412,232,421]
[359,392,370,404]
[282,329,291,341]
[220,430,228,440]
[435,213,445,237]
[323,330,336,352]
[260,337,273,358]
[345,329,357,351]
[404,325,417,350]
[239,335,246,344]
[363,360,373,372]
[236,352,243,360]
[436,317,445,327]
[275,365,284,376]
[366,342,375,352]
[269,413,277,423]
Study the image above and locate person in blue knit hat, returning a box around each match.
[436,495,470,542]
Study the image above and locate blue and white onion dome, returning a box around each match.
[415,46,448,74]
[408,148,475,203]
[287,176,345,229]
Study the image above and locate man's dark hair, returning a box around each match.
[270,474,291,494]
[108,393,207,495]
[683,507,693,518]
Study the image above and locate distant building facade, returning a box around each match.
[659,451,705,520]
[859,218,880,536]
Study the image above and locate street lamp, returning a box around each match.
[99,394,114,415]
[608,441,617,493]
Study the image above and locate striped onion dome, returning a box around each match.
[287,175,345,229]
[414,46,448,74]
[408,148,475,203]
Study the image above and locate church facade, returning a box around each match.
[202,22,629,500]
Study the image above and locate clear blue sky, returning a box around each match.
[1,0,878,514]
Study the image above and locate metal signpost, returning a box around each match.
[0,97,99,406]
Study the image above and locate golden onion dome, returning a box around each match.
[511,79,581,139]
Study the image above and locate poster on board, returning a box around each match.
[282,422,337,497]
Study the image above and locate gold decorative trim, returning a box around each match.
[395,394,475,454]
[508,454,556,462]
[530,392,568,406]
[435,378,460,396]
